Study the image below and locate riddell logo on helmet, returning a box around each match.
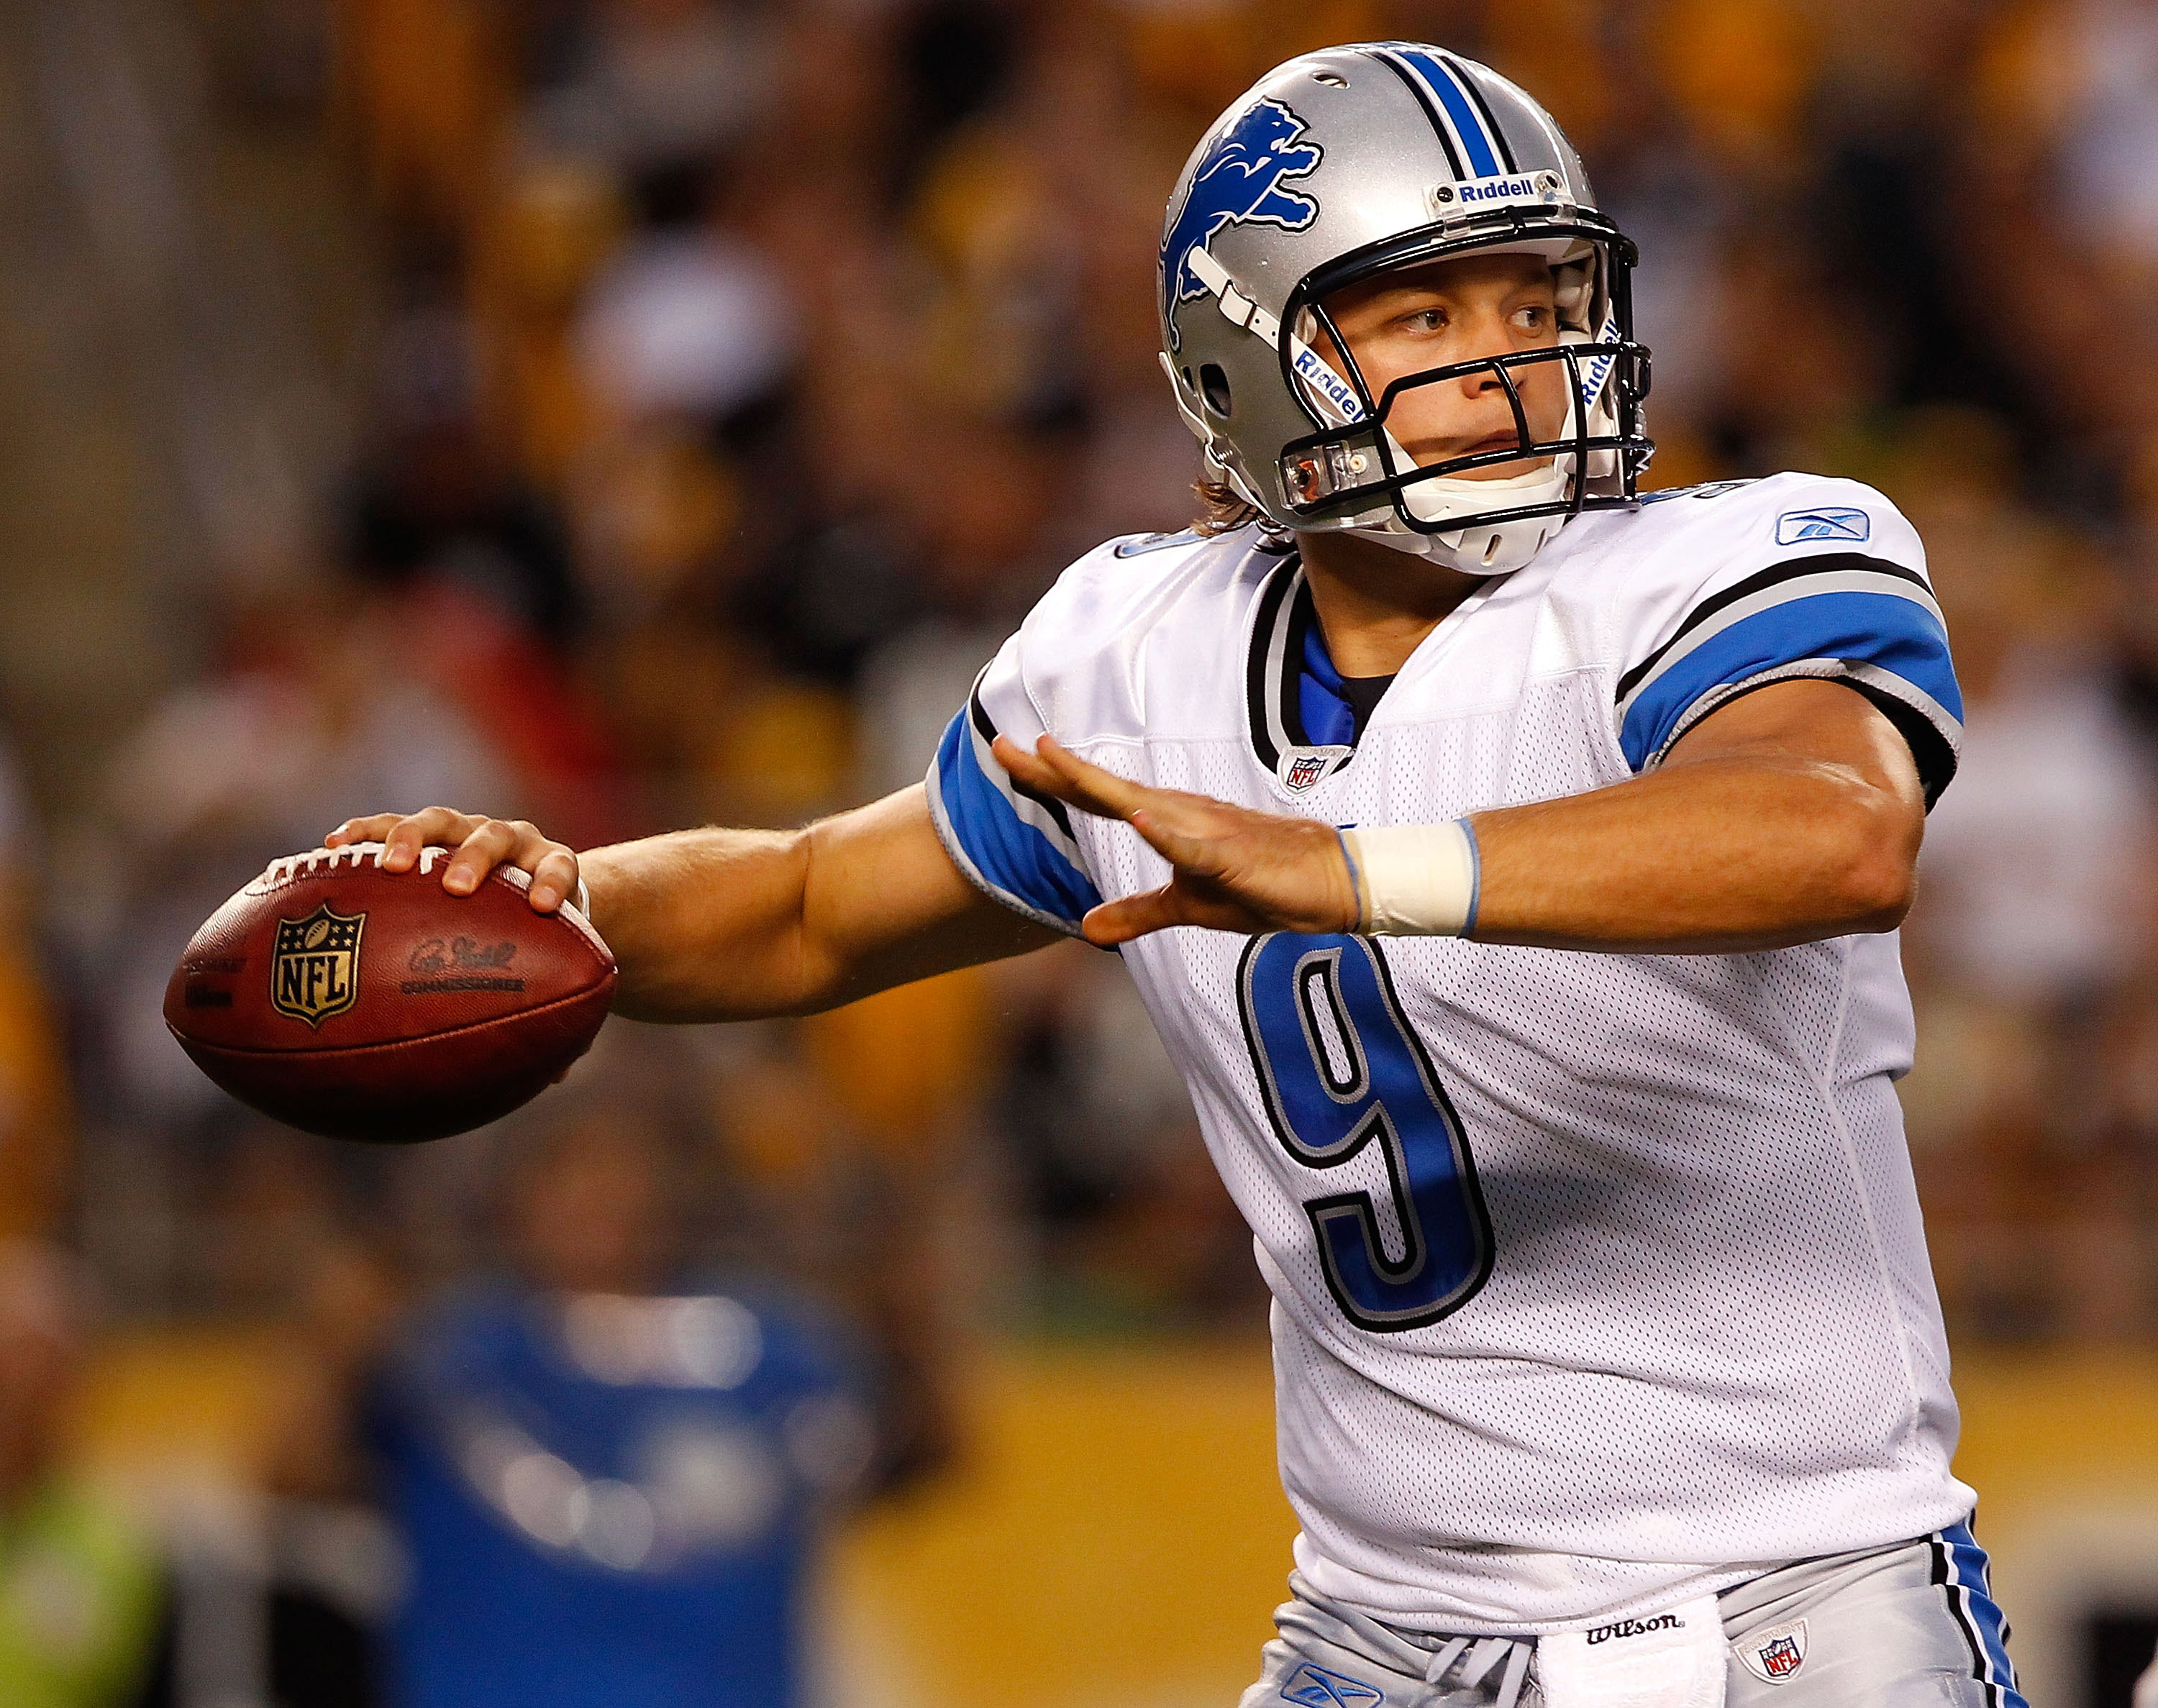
[1292,347,1364,421]
[1461,175,1538,201]
[1435,173,1562,214]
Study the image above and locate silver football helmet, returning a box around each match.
[1158,43,1653,576]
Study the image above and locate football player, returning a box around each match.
[332,44,2021,1708]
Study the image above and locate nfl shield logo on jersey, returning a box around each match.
[1738,1619,1807,1684]
[1278,746,1349,794]
[1280,1663,1383,1708]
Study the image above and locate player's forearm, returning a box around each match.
[581,826,822,1022]
[1467,753,1919,953]
[581,786,1054,1021]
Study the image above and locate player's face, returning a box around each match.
[1319,252,1566,482]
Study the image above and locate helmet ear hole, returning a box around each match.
[1199,363,1234,417]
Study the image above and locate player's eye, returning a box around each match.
[1399,306,1448,334]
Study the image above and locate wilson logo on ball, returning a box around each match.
[270,904,366,1027]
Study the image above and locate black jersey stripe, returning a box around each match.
[1246,559,1301,770]
[969,685,1075,841]
[1846,680,1959,808]
[1280,578,1318,748]
[1369,49,1465,180]
[1613,552,1937,704]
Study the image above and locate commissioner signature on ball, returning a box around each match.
[408,936,519,977]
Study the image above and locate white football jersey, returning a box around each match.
[927,472,1973,1635]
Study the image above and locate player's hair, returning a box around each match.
[1193,475,1260,535]
[1195,478,1300,554]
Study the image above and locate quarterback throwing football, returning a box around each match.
[334,45,2021,1708]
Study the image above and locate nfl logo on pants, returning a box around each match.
[1741,1620,1807,1685]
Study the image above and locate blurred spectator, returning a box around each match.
[363,1103,875,1708]
[526,0,780,175]
[992,942,1265,1333]
[0,1245,165,1708]
[2052,0,2158,275]
[573,163,798,437]
[853,423,1066,799]
[0,741,74,1244]
[346,283,584,647]
[1908,432,2157,1005]
[341,265,629,844]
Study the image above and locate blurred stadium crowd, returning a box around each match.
[0,0,2156,1700]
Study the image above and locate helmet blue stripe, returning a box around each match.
[1395,48,1502,178]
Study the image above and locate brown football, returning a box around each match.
[164,843,616,1143]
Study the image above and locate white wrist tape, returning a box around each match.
[1339,821,1480,936]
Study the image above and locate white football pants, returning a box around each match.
[1239,1525,2023,1708]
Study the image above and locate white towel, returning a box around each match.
[1538,1597,1726,1708]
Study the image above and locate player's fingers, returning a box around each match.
[523,846,581,913]
[379,807,483,872]
[987,734,1142,821]
[442,818,522,895]
[992,733,1144,821]
[1125,808,1229,877]
[1082,882,1247,946]
[1028,736,1160,819]
[325,813,405,849]
[1080,887,1179,945]
[995,735,1252,847]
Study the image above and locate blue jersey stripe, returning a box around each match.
[1940,1522,2028,1708]
[929,709,1101,933]
[1618,590,1962,772]
[1397,49,1502,177]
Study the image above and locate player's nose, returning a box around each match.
[1453,335,1518,393]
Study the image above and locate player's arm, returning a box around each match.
[327,786,1061,1022]
[993,676,1925,955]
[1458,677,1922,951]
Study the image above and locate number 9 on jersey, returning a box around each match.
[1237,933,1493,1332]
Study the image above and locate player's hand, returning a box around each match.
[324,808,581,914]
[992,735,1358,946]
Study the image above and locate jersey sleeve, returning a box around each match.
[924,634,1103,937]
[1613,478,1963,806]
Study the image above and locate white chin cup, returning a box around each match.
[1348,432,1571,575]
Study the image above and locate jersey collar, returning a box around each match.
[1246,555,1357,798]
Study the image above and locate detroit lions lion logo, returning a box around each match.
[1162,97,1323,350]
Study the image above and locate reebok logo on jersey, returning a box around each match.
[1775,506,1870,545]
[1736,1618,1808,1684]
[1585,1613,1683,1645]
[1280,1663,1383,1708]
